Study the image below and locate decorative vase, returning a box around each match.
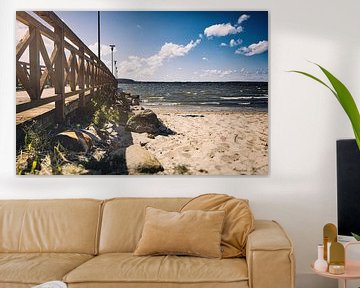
[314,244,328,272]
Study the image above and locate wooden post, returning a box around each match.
[29,26,41,100]
[54,25,65,123]
[78,47,85,108]
[70,51,76,91]
[90,57,95,96]
[95,62,99,95]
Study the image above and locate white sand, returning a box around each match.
[131,107,268,175]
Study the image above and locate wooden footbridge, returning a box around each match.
[16,11,117,125]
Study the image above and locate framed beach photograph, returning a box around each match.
[16,11,268,175]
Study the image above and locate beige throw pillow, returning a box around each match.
[181,193,255,258]
[134,207,225,258]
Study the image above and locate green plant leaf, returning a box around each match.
[290,64,360,150]
[316,64,360,146]
[351,232,360,241]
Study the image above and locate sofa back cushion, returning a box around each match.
[0,199,102,254]
[99,198,189,253]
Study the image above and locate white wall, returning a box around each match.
[1,1,360,287]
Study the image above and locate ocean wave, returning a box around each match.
[220,96,268,100]
[200,102,220,105]
[147,96,165,100]
[220,96,251,100]
[145,102,180,106]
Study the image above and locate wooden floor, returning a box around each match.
[16,86,91,125]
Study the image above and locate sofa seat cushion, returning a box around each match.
[64,253,248,285]
[0,253,93,285]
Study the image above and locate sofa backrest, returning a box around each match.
[99,197,190,253]
[0,199,102,255]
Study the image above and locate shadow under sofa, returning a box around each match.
[0,198,295,288]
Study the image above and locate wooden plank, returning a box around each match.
[63,51,71,85]
[40,45,58,94]
[85,60,90,88]
[64,87,91,99]
[54,24,65,123]
[64,40,80,55]
[16,30,34,62]
[70,51,76,91]
[16,12,56,42]
[38,35,53,72]
[16,61,35,99]
[90,57,95,89]
[29,26,41,100]
[78,47,85,108]
[16,95,62,113]
[39,36,55,93]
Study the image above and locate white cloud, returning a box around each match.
[201,69,237,78]
[157,39,201,58]
[229,39,243,47]
[118,38,201,79]
[204,23,242,38]
[199,33,203,39]
[137,24,142,29]
[202,57,208,61]
[238,14,250,24]
[235,40,268,56]
[88,42,117,57]
[219,39,242,48]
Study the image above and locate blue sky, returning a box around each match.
[55,11,268,82]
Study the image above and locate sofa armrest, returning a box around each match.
[246,220,295,288]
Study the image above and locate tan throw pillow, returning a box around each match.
[181,193,254,258]
[134,207,225,258]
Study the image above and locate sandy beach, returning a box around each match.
[131,106,268,175]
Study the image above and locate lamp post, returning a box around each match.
[109,44,115,75]
[97,12,100,60]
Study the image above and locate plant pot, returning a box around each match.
[337,139,360,238]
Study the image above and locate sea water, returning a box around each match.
[118,82,268,111]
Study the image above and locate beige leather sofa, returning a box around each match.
[0,198,295,288]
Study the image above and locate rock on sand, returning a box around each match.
[54,130,93,153]
[125,145,163,174]
[126,109,174,135]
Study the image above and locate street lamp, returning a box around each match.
[109,44,115,74]
[97,12,100,60]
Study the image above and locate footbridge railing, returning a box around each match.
[16,11,117,123]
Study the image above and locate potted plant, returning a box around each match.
[291,63,360,241]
